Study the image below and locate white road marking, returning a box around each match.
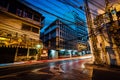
[32,67,54,75]
[49,64,65,75]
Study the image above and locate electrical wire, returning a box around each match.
[21,0,84,26]
[33,0,74,20]
[57,0,85,15]
[46,0,66,11]
[57,0,86,25]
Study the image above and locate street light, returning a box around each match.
[36,44,41,49]
[36,43,43,60]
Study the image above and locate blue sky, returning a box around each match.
[22,0,86,31]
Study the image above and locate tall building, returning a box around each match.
[41,18,89,58]
[84,0,120,66]
[41,19,79,58]
[0,0,45,63]
[72,11,88,43]
[41,19,77,50]
[72,11,89,54]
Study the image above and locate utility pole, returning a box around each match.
[104,0,117,66]
[84,0,102,64]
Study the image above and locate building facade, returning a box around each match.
[72,11,89,55]
[75,17,89,53]
[41,19,77,50]
[0,0,45,63]
[41,19,79,58]
[84,0,120,66]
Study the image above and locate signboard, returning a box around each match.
[41,49,48,60]
[41,50,48,57]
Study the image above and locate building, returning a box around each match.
[0,0,45,63]
[42,19,77,50]
[84,0,120,66]
[72,11,89,55]
[72,11,88,43]
[41,19,78,58]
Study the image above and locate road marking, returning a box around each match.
[49,64,65,75]
[32,67,54,75]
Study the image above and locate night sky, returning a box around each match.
[21,0,86,31]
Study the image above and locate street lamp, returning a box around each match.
[36,43,43,60]
[36,44,41,49]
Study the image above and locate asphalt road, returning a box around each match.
[0,59,92,80]
[0,58,120,80]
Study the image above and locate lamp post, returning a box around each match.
[36,43,43,60]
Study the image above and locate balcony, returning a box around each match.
[0,0,44,28]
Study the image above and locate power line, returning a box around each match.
[57,0,85,15]
[33,0,74,20]
[57,0,86,24]
[46,0,66,11]
[21,0,84,26]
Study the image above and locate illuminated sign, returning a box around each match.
[41,49,48,57]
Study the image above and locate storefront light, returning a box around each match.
[36,44,41,49]
[0,37,10,41]
[51,50,55,57]
[60,49,65,51]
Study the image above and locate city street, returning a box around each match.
[0,58,91,80]
[0,0,120,80]
[0,58,120,80]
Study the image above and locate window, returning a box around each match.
[32,27,39,33]
[24,11,33,19]
[22,24,31,31]
[29,49,37,56]
[23,11,28,17]
[27,11,32,19]
[33,14,40,21]
[16,9,22,17]
[18,48,27,56]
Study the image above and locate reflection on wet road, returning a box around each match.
[0,59,92,80]
[31,59,92,80]
[2,58,120,80]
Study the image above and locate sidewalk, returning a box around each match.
[85,61,120,72]
[85,62,120,80]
